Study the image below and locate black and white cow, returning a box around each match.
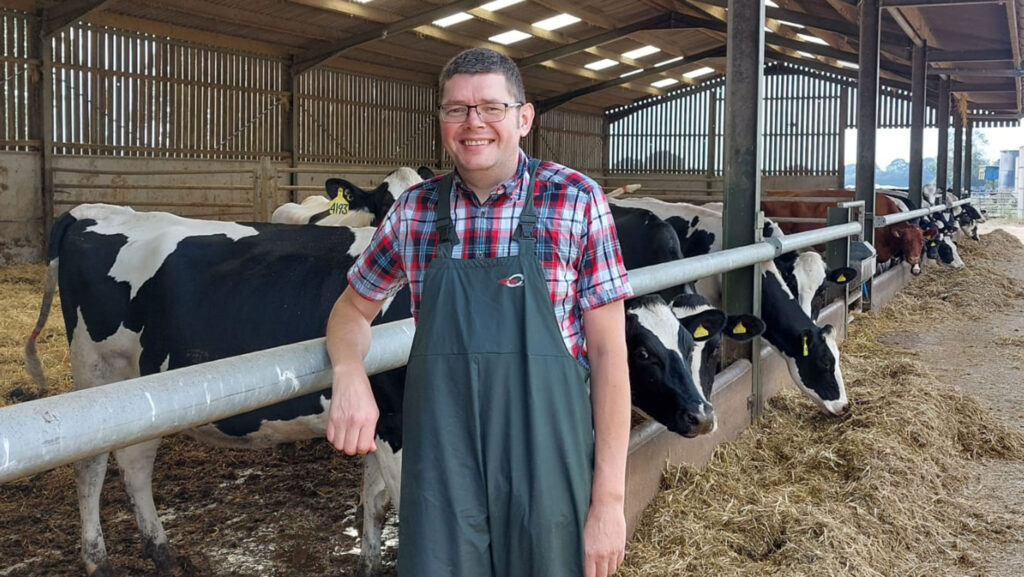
[25,204,413,577]
[606,202,761,428]
[609,196,856,416]
[271,166,432,227]
[26,202,732,576]
[885,191,964,269]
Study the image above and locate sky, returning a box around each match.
[844,125,1024,168]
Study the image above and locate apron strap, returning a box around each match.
[513,159,542,253]
[435,171,459,258]
[434,158,542,256]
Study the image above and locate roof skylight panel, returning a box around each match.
[533,14,581,31]
[585,59,618,71]
[489,30,532,45]
[622,46,660,59]
[433,13,474,28]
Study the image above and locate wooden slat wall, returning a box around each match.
[49,23,287,159]
[1,8,34,151]
[763,69,841,176]
[607,78,726,175]
[296,68,437,167]
[528,109,604,176]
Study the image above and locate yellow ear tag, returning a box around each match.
[732,321,747,335]
[837,274,847,283]
[894,230,901,238]
[328,195,350,215]
[802,335,809,357]
[694,324,709,339]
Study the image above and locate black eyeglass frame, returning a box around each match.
[437,102,524,123]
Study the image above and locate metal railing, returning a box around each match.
[0,222,862,484]
[873,198,971,227]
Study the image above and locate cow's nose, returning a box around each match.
[911,263,922,275]
[822,400,849,416]
[684,404,716,435]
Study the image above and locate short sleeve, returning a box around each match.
[346,201,408,301]
[575,182,633,311]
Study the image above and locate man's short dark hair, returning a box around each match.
[438,48,526,103]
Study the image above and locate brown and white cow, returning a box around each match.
[763,190,928,275]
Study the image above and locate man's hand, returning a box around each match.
[324,286,385,455]
[584,501,626,577]
[325,367,379,455]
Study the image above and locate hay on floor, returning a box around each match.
[620,229,1024,577]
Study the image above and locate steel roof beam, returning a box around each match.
[291,0,482,75]
[534,45,727,113]
[928,49,1014,63]
[42,0,118,37]
[517,13,675,69]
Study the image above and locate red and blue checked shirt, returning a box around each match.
[347,150,633,366]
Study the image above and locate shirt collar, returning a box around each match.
[452,150,529,203]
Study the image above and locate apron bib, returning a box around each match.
[398,160,594,577]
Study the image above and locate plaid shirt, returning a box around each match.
[348,150,633,365]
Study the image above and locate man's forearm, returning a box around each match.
[582,302,631,506]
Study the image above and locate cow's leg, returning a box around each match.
[359,452,389,577]
[75,452,115,577]
[375,443,402,510]
[114,439,182,575]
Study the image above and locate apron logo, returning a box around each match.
[499,273,524,288]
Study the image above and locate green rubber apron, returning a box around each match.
[398,160,594,576]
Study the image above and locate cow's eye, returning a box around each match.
[634,347,650,361]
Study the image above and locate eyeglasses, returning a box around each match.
[438,102,523,123]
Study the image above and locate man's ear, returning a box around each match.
[518,102,535,137]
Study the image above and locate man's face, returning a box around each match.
[439,73,534,189]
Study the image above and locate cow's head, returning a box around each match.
[936,235,965,268]
[890,223,925,275]
[324,166,423,226]
[626,295,725,438]
[761,262,849,417]
[670,293,765,400]
[775,251,857,321]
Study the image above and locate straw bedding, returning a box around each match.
[620,229,1024,577]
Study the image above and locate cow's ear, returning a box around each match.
[324,178,344,200]
[723,314,765,342]
[678,309,726,342]
[798,329,814,357]
[827,266,857,285]
[924,227,939,240]
[417,166,436,180]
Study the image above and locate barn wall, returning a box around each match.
[0,152,43,265]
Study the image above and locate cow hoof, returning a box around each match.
[145,541,190,576]
[7,387,38,402]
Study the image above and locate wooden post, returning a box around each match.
[38,14,55,246]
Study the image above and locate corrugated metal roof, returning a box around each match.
[14,0,1020,119]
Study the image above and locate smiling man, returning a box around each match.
[325,48,632,577]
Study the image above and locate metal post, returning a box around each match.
[909,42,926,209]
[722,0,764,420]
[826,206,852,334]
[856,0,881,245]
[964,119,974,197]
[952,98,964,197]
[936,76,950,194]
